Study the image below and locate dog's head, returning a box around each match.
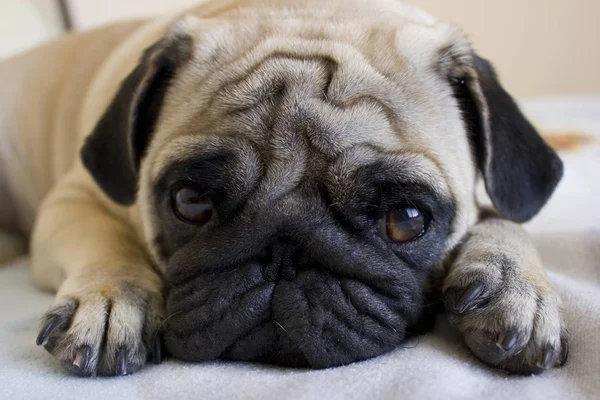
[81,7,562,368]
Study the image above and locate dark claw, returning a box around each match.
[36,317,59,346]
[497,328,519,352]
[558,336,569,367]
[153,333,163,365]
[72,346,92,373]
[538,344,555,369]
[453,282,484,314]
[118,347,128,376]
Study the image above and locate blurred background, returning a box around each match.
[1,0,598,98]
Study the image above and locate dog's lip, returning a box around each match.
[163,260,421,368]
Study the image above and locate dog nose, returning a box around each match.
[262,240,297,282]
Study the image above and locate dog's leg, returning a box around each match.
[442,213,568,374]
[30,172,164,376]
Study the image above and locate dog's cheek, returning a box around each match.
[267,268,419,368]
[162,262,275,362]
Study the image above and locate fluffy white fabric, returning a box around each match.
[1,99,598,399]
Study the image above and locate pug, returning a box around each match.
[0,0,567,376]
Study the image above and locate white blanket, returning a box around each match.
[1,98,599,400]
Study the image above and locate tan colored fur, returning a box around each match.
[0,0,565,376]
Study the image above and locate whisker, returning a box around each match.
[152,310,185,345]
[272,319,289,336]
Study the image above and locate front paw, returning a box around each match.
[36,279,165,376]
[443,255,569,374]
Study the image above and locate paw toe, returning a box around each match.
[464,327,529,366]
[496,327,522,352]
[488,332,568,375]
[152,332,165,365]
[69,346,94,376]
[37,289,163,377]
[117,347,128,376]
[450,282,486,314]
[37,299,78,348]
[37,317,59,346]
[558,335,569,367]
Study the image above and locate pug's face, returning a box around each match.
[82,14,561,368]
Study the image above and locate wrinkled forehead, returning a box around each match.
[144,16,475,219]
[149,18,469,149]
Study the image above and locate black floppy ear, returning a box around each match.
[81,28,193,205]
[454,54,563,222]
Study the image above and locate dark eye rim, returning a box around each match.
[379,205,430,243]
[170,185,214,225]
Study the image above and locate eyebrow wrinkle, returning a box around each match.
[211,50,398,120]
[214,52,338,106]
[326,95,399,127]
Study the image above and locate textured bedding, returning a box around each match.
[1,98,599,400]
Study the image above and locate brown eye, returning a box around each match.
[381,207,426,242]
[173,188,212,224]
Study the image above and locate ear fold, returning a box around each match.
[453,55,563,222]
[81,27,193,205]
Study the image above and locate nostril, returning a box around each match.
[280,253,297,281]
[263,260,280,282]
[262,247,279,282]
[261,241,297,282]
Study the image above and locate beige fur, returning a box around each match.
[0,0,566,376]
[443,214,567,373]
